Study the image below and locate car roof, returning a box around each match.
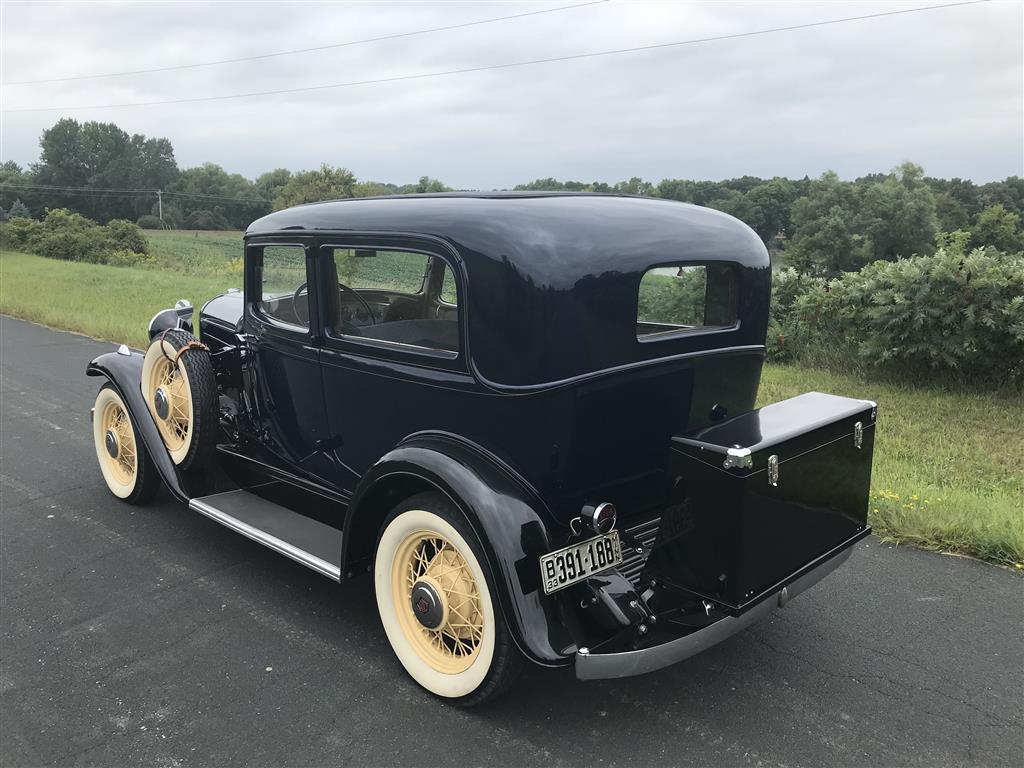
[247,194,771,388]
[247,193,766,271]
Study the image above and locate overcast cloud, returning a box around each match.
[1,0,1021,187]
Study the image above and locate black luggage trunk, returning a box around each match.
[651,392,876,614]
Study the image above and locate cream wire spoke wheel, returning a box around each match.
[375,503,503,700]
[91,385,157,503]
[99,394,137,489]
[394,533,485,673]
[145,345,193,456]
[140,329,216,470]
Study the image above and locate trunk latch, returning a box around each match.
[854,421,863,449]
[767,454,779,486]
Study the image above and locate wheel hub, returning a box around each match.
[410,579,445,629]
[104,428,119,459]
[154,387,170,420]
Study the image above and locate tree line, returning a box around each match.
[1,118,1022,276]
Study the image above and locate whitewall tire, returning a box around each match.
[92,384,158,504]
[374,493,522,705]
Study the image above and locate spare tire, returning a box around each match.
[141,328,218,469]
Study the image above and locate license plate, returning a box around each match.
[540,530,624,594]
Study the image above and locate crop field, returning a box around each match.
[1,233,1021,566]
[145,229,243,277]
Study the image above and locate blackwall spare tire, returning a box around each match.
[141,328,218,469]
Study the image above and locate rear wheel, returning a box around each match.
[141,329,217,469]
[92,384,159,504]
[374,492,523,706]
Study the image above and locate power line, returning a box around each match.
[1,0,989,114]
[1,0,608,86]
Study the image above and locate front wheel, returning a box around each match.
[92,384,159,504]
[374,492,523,706]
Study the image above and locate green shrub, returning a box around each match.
[772,249,1024,386]
[31,209,109,262]
[105,219,149,254]
[766,268,826,361]
[1,208,151,266]
[136,214,165,229]
[0,216,40,250]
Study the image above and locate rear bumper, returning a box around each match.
[574,541,856,680]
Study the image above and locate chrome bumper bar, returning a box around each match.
[575,546,853,680]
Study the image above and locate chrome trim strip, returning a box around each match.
[575,547,853,680]
[188,498,341,582]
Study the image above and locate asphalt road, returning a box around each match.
[1,314,1021,767]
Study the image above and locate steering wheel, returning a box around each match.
[292,283,310,326]
[292,282,377,329]
[338,282,377,326]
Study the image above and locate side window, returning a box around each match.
[327,247,459,355]
[637,263,736,339]
[258,245,309,328]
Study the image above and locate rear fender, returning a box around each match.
[86,347,191,502]
[343,434,576,667]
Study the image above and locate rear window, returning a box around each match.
[637,263,737,339]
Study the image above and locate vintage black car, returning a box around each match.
[87,193,876,705]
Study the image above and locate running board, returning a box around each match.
[189,489,342,581]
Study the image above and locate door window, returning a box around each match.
[258,245,309,328]
[327,247,459,355]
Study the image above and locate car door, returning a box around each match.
[243,239,332,480]
[315,238,468,494]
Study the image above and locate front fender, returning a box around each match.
[86,347,191,502]
[344,434,576,667]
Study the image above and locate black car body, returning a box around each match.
[87,193,875,702]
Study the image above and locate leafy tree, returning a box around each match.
[971,204,1024,252]
[33,118,178,222]
[613,177,655,196]
[272,164,356,210]
[786,172,862,275]
[353,181,398,197]
[0,161,36,215]
[404,176,451,194]
[8,198,31,218]
[254,168,292,202]
[855,162,937,262]
[167,162,267,229]
[933,191,971,232]
[745,178,797,245]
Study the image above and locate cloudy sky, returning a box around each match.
[2,1,1021,187]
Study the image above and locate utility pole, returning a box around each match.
[157,190,163,225]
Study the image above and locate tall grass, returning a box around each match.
[0,250,230,348]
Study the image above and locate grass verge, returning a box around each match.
[759,366,1023,568]
[0,250,233,348]
[3,245,1021,567]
